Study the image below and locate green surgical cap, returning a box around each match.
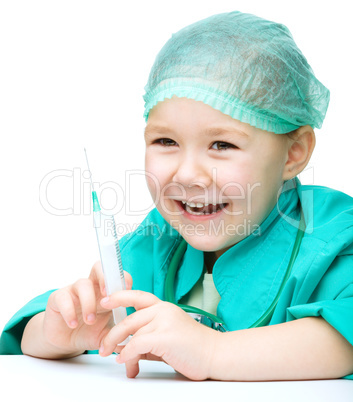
[143,11,330,134]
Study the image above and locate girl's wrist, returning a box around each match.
[206,330,230,380]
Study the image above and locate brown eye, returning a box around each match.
[155,138,177,146]
[211,141,237,150]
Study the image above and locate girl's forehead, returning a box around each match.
[146,97,268,138]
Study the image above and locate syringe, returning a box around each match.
[84,149,128,340]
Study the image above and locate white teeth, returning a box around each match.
[182,201,226,216]
[183,202,203,207]
[181,200,221,208]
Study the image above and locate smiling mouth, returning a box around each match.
[179,201,228,215]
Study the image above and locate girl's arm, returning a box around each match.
[211,316,353,381]
[99,291,353,381]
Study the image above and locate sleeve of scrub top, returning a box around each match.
[286,254,353,380]
[0,290,55,355]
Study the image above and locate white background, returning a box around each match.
[0,0,352,333]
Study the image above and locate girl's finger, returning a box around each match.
[100,308,156,356]
[118,331,159,364]
[73,279,97,325]
[89,261,106,296]
[89,262,133,295]
[49,289,78,328]
[124,271,133,290]
[101,290,161,311]
[123,355,141,378]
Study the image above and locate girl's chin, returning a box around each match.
[177,232,236,253]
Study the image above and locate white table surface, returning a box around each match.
[1,355,352,402]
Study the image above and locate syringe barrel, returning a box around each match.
[93,211,127,325]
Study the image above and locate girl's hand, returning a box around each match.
[99,291,220,380]
[41,262,133,356]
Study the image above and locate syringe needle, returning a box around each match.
[84,147,94,189]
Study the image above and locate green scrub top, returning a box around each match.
[1,178,353,379]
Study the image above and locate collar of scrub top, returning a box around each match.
[165,179,306,332]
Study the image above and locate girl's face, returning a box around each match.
[144,96,290,255]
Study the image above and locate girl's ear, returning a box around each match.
[282,125,316,181]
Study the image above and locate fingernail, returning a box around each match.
[87,313,95,322]
[101,297,109,304]
[69,320,77,328]
[99,344,104,354]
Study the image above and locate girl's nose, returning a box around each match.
[172,154,213,189]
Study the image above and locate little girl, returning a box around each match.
[1,11,353,381]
